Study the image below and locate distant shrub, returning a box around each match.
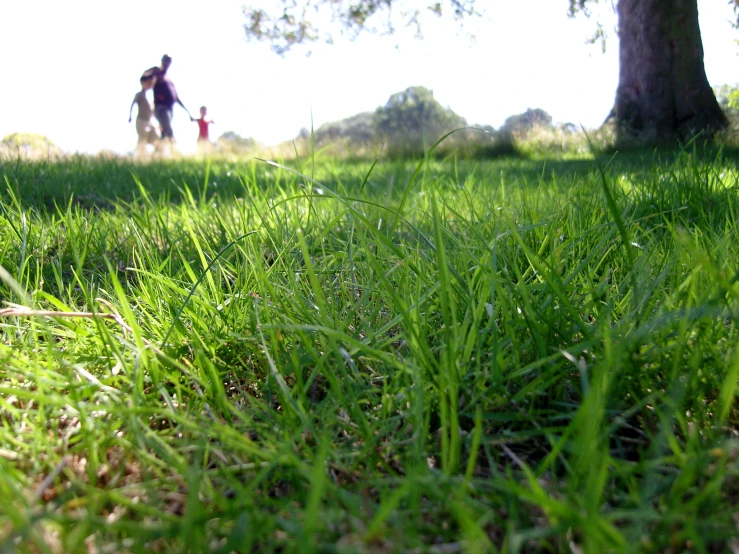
[255,112,372,161]
[714,84,739,116]
[314,112,376,145]
[1,133,63,159]
[426,125,518,159]
[510,123,615,158]
[713,84,739,146]
[215,131,260,157]
[373,86,466,157]
[500,108,553,136]
[267,93,615,161]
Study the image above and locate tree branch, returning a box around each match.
[243,0,479,55]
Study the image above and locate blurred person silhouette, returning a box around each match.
[128,73,159,156]
[193,106,215,154]
[142,54,193,152]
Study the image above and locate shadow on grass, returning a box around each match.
[0,155,257,212]
[2,142,739,213]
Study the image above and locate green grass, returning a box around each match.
[0,147,738,553]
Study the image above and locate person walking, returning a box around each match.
[194,105,215,154]
[143,55,193,149]
[128,74,159,156]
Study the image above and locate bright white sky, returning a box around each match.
[1,1,737,154]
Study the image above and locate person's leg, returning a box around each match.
[145,123,160,147]
[155,105,174,140]
[197,138,212,155]
[135,119,148,156]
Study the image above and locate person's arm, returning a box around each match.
[168,82,193,119]
[176,97,193,120]
[129,97,136,122]
[142,66,160,79]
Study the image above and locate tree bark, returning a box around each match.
[615,0,728,144]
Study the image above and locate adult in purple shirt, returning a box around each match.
[143,55,193,142]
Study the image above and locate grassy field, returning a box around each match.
[0,146,738,553]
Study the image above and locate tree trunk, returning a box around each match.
[615,0,728,144]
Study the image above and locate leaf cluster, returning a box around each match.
[243,0,478,55]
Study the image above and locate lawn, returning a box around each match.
[0,147,738,553]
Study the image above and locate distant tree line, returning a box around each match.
[284,86,563,158]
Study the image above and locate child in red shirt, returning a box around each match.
[193,106,215,153]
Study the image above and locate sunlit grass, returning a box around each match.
[0,147,738,552]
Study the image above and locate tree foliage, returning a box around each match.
[243,0,479,55]
[1,133,62,158]
[373,85,466,154]
[713,83,739,124]
[215,131,258,155]
[499,108,553,136]
[311,112,376,144]
[245,1,739,56]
